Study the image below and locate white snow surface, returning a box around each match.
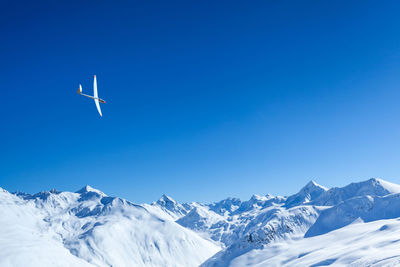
[0,187,219,267]
[3,177,400,266]
[199,178,400,266]
[221,219,400,267]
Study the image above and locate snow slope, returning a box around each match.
[285,180,327,207]
[3,177,400,267]
[311,178,400,206]
[1,187,219,267]
[306,193,400,237]
[0,188,92,267]
[223,219,400,267]
[146,194,190,220]
[201,178,400,266]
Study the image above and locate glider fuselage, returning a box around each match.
[77,92,106,103]
[77,75,105,116]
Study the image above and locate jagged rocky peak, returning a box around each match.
[265,193,274,199]
[235,194,269,213]
[245,194,270,206]
[75,185,106,196]
[155,194,183,210]
[248,193,277,202]
[208,197,242,215]
[49,188,58,194]
[157,194,177,205]
[250,194,266,201]
[154,194,188,217]
[18,188,61,201]
[302,180,328,192]
[285,180,328,207]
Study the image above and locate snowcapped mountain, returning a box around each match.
[208,197,242,216]
[152,194,189,219]
[310,178,400,206]
[217,218,400,266]
[0,186,219,267]
[3,177,400,266]
[201,178,400,266]
[0,188,93,267]
[305,190,400,238]
[285,180,327,207]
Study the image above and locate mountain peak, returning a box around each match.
[310,177,400,206]
[159,194,175,202]
[49,188,58,194]
[285,179,328,207]
[208,197,241,215]
[153,194,188,219]
[250,194,269,202]
[250,194,261,199]
[265,193,274,199]
[303,180,328,191]
[354,177,400,195]
[76,185,106,196]
[156,194,179,206]
[365,178,400,193]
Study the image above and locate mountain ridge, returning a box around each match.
[3,177,400,266]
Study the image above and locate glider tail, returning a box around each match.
[77,84,82,94]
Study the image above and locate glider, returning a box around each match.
[77,75,106,117]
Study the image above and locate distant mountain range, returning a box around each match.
[2,178,400,266]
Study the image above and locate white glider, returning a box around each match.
[77,75,106,117]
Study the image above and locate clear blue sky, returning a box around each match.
[1,0,400,203]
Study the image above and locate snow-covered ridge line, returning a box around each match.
[1,185,220,267]
[3,177,400,267]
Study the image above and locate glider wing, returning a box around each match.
[93,75,98,98]
[93,75,102,117]
[95,99,102,117]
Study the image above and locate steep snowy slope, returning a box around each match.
[285,180,327,207]
[235,194,285,213]
[147,194,190,220]
[3,177,400,267]
[208,197,242,216]
[311,178,400,206]
[222,219,400,267]
[176,182,321,249]
[306,193,400,237]
[0,188,92,267]
[201,205,322,266]
[201,178,400,267]
[176,204,224,232]
[2,186,220,267]
[175,194,288,247]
